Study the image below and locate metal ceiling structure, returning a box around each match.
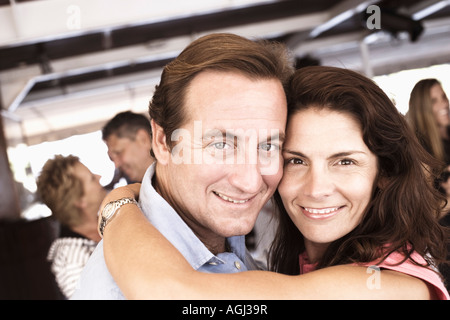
[1,0,450,146]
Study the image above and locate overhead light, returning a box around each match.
[412,0,450,20]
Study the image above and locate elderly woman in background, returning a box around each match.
[37,155,106,298]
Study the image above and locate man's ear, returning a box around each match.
[151,119,170,165]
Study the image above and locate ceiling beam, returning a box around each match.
[286,0,380,50]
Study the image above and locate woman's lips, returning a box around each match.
[301,206,343,220]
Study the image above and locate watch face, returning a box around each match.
[102,202,117,220]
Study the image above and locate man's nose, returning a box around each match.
[228,163,263,194]
[111,157,123,169]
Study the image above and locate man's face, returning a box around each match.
[105,130,152,182]
[162,71,287,238]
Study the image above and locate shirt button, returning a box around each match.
[234,261,241,270]
[209,262,218,266]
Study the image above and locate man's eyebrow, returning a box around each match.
[202,129,229,140]
[202,129,285,142]
[263,131,285,144]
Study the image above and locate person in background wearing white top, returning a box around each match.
[36,154,107,299]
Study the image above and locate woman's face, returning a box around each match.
[430,83,450,128]
[278,108,379,258]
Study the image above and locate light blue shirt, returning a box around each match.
[71,164,258,299]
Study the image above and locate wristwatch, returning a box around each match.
[98,197,138,237]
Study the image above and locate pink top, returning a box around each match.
[299,251,449,300]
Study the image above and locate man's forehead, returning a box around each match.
[106,137,133,157]
[175,121,285,145]
[185,71,287,113]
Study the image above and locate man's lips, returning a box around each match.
[213,191,251,204]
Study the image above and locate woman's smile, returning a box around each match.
[300,205,344,220]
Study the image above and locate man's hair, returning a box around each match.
[102,111,152,141]
[36,155,84,227]
[149,33,294,153]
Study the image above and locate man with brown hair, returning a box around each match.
[72,33,293,299]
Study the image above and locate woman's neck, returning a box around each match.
[439,124,449,140]
[72,221,101,242]
[304,240,329,264]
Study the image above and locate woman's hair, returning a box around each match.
[407,79,447,163]
[269,66,448,275]
[149,33,294,154]
[36,155,84,227]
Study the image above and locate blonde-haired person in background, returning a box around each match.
[36,154,107,298]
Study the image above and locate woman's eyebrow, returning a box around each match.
[282,149,367,159]
[282,149,305,157]
[328,151,367,159]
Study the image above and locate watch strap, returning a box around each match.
[98,197,138,237]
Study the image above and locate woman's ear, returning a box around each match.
[151,119,170,165]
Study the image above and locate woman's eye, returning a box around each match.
[338,159,354,165]
[287,158,304,165]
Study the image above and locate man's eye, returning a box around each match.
[260,143,273,152]
[212,142,229,150]
[260,143,281,153]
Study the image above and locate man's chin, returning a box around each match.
[214,221,256,238]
